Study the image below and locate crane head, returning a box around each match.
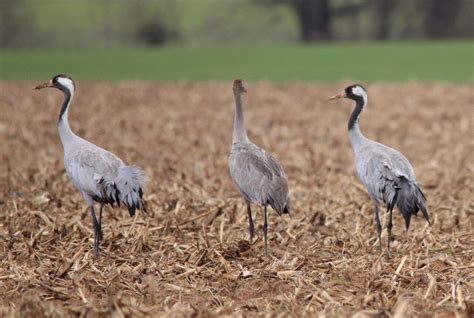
[328,84,367,102]
[35,74,75,95]
[233,79,247,94]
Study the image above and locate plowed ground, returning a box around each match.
[0,82,472,317]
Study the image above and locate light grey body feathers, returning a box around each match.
[64,137,147,215]
[229,141,290,214]
[355,140,415,204]
[354,140,429,228]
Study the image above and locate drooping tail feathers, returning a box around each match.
[116,165,148,216]
[267,177,291,216]
[387,176,431,230]
[283,196,291,215]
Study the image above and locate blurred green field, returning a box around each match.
[1,41,473,82]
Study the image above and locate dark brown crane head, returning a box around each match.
[233,79,247,94]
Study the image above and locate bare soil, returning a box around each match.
[0,82,472,317]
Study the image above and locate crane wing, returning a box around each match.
[229,151,271,205]
[356,144,416,204]
[64,147,124,202]
[229,145,289,212]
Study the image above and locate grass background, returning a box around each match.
[1,41,473,82]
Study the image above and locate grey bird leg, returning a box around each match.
[247,203,254,243]
[386,187,399,259]
[263,205,268,256]
[387,203,394,260]
[374,203,383,253]
[90,205,100,257]
[98,204,104,242]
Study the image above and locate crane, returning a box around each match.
[35,74,148,257]
[328,84,430,258]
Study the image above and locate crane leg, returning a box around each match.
[263,205,268,256]
[374,204,383,253]
[98,204,104,242]
[90,205,100,257]
[386,188,399,259]
[247,203,254,243]
[387,204,394,259]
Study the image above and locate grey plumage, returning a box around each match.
[329,84,430,257]
[229,143,291,214]
[228,79,290,255]
[36,74,147,257]
[355,142,429,230]
[64,146,147,216]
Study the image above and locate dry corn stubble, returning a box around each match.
[0,82,473,317]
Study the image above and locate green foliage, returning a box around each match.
[11,0,298,48]
[1,41,472,82]
[3,0,472,49]
[176,0,298,44]
[0,0,39,48]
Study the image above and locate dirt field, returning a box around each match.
[0,82,472,317]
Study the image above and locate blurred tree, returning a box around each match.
[262,0,370,41]
[263,0,472,41]
[294,0,331,41]
[423,0,462,38]
[1,0,471,49]
[136,20,178,45]
[373,0,395,40]
[452,0,474,38]
[0,0,38,48]
[126,0,180,46]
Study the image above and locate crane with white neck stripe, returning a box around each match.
[35,74,148,257]
[329,84,431,258]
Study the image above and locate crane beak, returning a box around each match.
[327,92,346,101]
[35,80,53,90]
[242,87,247,93]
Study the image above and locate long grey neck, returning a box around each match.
[232,91,249,143]
[57,89,77,148]
[348,96,368,150]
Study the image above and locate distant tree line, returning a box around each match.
[0,0,179,49]
[1,0,39,48]
[265,0,473,41]
[0,0,472,49]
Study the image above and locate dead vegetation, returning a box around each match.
[0,82,472,317]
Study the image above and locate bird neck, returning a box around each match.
[233,91,249,143]
[348,96,368,149]
[57,89,77,146]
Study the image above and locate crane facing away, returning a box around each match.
[35,74,148,257]
[228,79,291,255]
[328,84,430,258]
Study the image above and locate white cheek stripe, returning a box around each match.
[352,86,368,104]
[57,77,75,94]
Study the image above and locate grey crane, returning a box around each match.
[35,74,148,257]
[228,79,291,255]
[328,84,430,258]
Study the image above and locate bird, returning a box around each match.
[228,79,291,255]
[328,84,430,258]
[35,74,148,257]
